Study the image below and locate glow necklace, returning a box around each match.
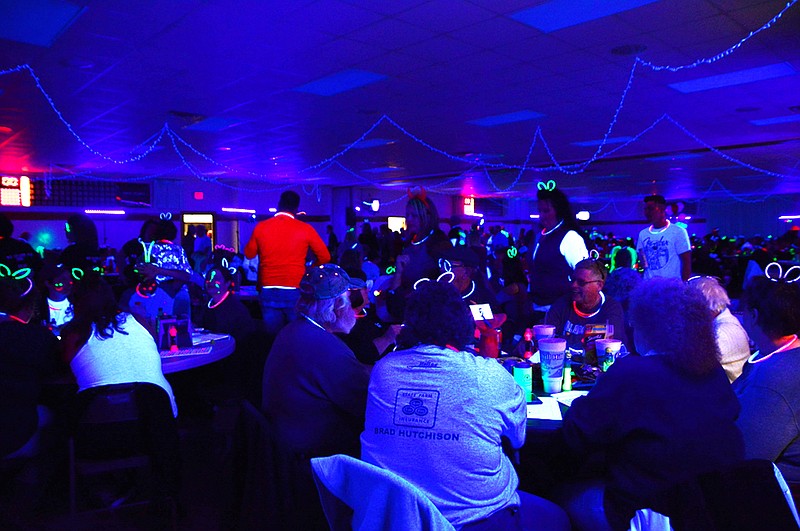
[748,334,798,365]
[411,230,433,246]
[648,219,671,234]
[573,291,605,319]
[461,281,476,300]
[541,220,564,236]
[301,313,326,331]
[207,291,231,309]
[139,239,155,263]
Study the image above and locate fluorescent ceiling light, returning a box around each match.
[295,69,387,96]
[529,214,540,219]
[85,209,125,215]
[363,166,404,174]
[669,62,796,93]
[576,211,591,221]
[349,138,396,149]
[572,136,633,147]
[511,0,659,33]
[646,153,702,161]
[222,207,256,214]
[779,215,800,220]
[468,110,544,127]
[185,117,243,132]
[750,114,800,126]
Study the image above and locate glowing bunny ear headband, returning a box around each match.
[159,212,172,221]
[765,262,800,283]
[407,186,428,207]
[413,271,455,291]
[0,263,33,297]
[221,258,237,276]
[537,180,556,191]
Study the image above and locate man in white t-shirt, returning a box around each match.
[636,195,691,281]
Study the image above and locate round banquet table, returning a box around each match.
[159,334,236,374]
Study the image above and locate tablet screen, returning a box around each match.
[469,304,493,321]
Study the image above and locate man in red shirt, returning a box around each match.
[244,191,330,333]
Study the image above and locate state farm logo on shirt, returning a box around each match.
[393,389,439,429]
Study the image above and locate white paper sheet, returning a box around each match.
[526,396,562,421]
[550,390,589,408]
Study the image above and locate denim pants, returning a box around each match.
[259,288,300,334]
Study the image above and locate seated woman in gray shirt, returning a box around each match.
[361,280,569,530]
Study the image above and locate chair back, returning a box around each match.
[311,454,454,531]
[650,459,799,530]
[69,381,180,513]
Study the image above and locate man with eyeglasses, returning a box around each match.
[544,258,628,355]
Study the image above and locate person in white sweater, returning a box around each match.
[687,276,750,382]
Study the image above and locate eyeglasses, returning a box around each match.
[568,277,602,287]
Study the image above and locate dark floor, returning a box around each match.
[1,402,241,531]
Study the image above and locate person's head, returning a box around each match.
[297,264,363,334]
[405,189,439,238]
[687,276,730,317]
[570,258,607,309]
[629,277,719,376]
[278,191,300,214]
[643,195,667,226]
[610,246,637,271]
[153,216,178,242]
[205,266,235,300]
[138,219,158,241]
[438,246,479,292]
[0,213,12,239]
[536,188,573,231]
[65,214,98,247]
[194,225,207,237]
[740,275,800,344]
[0,273,36,320]
[66,272,124,342]
[40,260,75,302]
[397,280,475,351]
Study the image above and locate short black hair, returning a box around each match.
[741,276,800,340]
[398,281,475,350]
[644,194,666,206]
[278,191,301,213]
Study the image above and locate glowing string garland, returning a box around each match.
[0,0,794,200]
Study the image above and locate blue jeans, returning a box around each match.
[259,288,300,334]
[461,490,571,531]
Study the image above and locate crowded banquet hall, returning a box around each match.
[1,0,800,529]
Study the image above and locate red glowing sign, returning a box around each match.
[1,175,31,207]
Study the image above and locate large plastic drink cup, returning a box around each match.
[596,339,623,372]
[533,324,556,341]
[538,338,567,394]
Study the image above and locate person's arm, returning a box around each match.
[243,227,259,260]
[307,226,331,266]
[138,263,193,284]
[679,251,692,281]
[560,230,589,269]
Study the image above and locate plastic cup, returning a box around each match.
[596,339,623,372]
[533,324,556,340]
[538,338,566,394]
[513,363,533,403]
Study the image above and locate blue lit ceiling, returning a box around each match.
[0,0,798,202]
